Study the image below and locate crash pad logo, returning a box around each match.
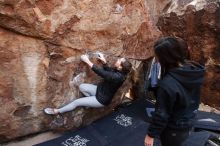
[114,114,133,127]
[61,135,90,146]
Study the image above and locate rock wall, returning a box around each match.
[0,0,161,142]
[157,0,220,108]
[0,28,48,142]
[0,0,161,59]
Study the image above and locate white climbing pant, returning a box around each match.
[58,83,104,113]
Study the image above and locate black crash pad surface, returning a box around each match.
[35,98,220,146]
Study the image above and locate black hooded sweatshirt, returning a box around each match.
[91,64,126,106]
[147,62,205,138]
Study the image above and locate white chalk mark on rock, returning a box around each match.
[22,53,41,115]
[114,4,124,14]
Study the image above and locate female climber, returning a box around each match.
[44,52,132,115]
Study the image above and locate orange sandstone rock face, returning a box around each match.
[157,0,220,108]
[0,0,161,59]
[0,28,48,142]
[0,0,162,142]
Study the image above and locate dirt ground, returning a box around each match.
[1,132,61,146]
[199,103,220,114]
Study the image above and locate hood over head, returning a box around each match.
[169,62,205,89]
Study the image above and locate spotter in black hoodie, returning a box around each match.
[147,62,205,138]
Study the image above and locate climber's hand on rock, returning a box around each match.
[81,54,94,68]
[97,52,106,64]
[80,54,90,63]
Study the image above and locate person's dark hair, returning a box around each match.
[154,37,185,72]
[176,37,191,60]
[121,59,132,74]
